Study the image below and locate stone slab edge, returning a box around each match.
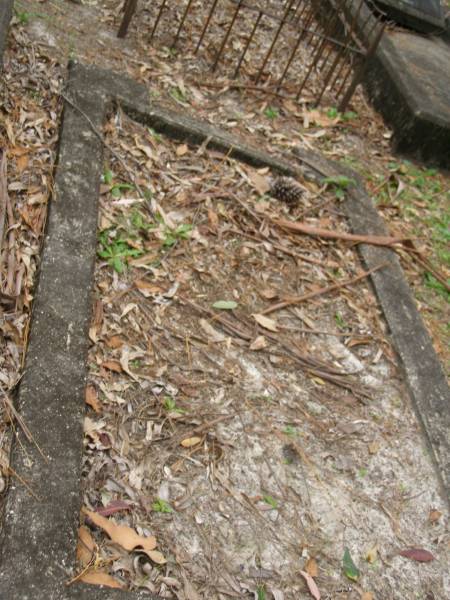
[327,0,450,168]
[0,0,13,67]
[0,62,448,600]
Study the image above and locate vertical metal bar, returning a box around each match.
[150,0,169,42]
[173,0,195,47]
[255,0,297,84]
[313,0,365,105]
[117,0,138,39]
[233,10,263,78]
[195,0,220,54]
[338,21,385,111]
[312,43,347,105]
[212,0,244,72]
[277,4,334,92]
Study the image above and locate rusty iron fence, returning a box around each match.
[118,0,385,110]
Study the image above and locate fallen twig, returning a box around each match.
[262,262,388,315]
[272,218,408,247]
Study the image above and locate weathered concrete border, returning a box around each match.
[322,0,450,168]
[0,0,13,67]
[1,62,448,599]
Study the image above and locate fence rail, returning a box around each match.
[118,0,385,110]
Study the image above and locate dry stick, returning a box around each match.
[273,218,409,247]
[0,460,42,502]
[0,152,8,257]
[262,262,388,315]
[1,389,48,462]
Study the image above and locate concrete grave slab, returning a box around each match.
[0,62,448,599]
[329,0,450,168]
[0,0,13,67]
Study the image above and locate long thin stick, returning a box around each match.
[262,262,388,315]
[273,218,408,247]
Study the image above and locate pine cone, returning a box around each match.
[270,176,304,205]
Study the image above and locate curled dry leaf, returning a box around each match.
[252,313,278,332]
[82,508,157,552]
[181,436,202,448]
[361,593,374,600]
[79,570,124,589]
[85,385,102,414]
[300,570,321,600]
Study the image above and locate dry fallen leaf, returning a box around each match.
[85,385,102,413]
[176,144,188,156]
[365,544,378,563]
[79,570,124,589]
[82,508,157,552]
[249,335,268,350]
[102,360,123,373]
[428,509,442,523]
[361,593,374,600]
[77,526,95,566]
[252,313,278,332]
[248,170,270,195]
[398,547,435,562]
[181,436,202,448]
[300,570,321,600]
[105,335,124,349]
[140,549,167,564]
[305,557,318,577]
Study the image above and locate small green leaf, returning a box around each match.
[152,498,173,513]
[103,169,113,185]
[263,495,278,509]
[327,107,339,118]
[212,300,238,310]
[343,547,360,581]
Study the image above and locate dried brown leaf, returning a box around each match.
[102,360,123,373]
[252,313,278,332]
[77,526,95,566]
[82,508,157,552]
[79,570,124,589]
[248,170,270,195]
[85,385,102,413]
[305,557,318,577]
[249,335,268,350]
[300,570,321,599]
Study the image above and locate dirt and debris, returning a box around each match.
[0,1,449,598]
[77,113,448,598]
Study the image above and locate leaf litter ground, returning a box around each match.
[78,112,448,599]
[0,2,448,599]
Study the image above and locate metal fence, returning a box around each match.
[118,0,385,110]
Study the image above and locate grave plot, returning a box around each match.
[77,110,448,598]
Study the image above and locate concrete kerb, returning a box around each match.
[0,62,448,598]
[0,0,13,67]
